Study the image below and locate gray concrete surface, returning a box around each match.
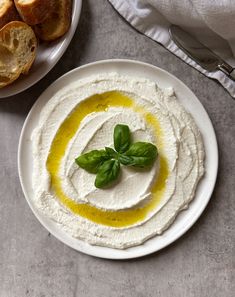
[0,1,234,296]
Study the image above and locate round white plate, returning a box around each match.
[18,59,218,259]
[0,0,82,98]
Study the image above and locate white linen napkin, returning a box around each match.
[109,0,235,98]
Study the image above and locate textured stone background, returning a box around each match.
[0,1,234,296]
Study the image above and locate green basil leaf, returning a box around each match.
[123,142,158,167]
[105,147,118,158]
[118,154,134,166]
[114,124,131,153]
[95,159,120,188]
[75,150,110,174]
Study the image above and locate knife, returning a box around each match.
[169,25,235,80]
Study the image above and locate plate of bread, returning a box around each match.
[0,0,82,98]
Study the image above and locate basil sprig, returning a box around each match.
[119,142,157,167]
[75,149,109,174]
[75,124,158,188]
[95,159,120,188]
[114,124,131,153]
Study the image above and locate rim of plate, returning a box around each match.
[0,0,82,98]
[18,59,218,259]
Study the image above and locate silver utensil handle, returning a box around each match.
[218,63,235,81]
[230,69,235,80]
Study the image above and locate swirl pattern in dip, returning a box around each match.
[32,73,205,249]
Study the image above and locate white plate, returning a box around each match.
[0,0,82,98]
[18,59,218,259]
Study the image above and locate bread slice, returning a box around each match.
[14,0,55,25]
[34,0,72,41]
[0,0,20,29]
[0,21,37,88]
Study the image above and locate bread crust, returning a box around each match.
[0,0,72,88]
[0,0,20,29]
[0,21,37,88]
[14,0,55,25]
[34,0,72,41]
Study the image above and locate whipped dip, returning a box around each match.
[32,73,205,249]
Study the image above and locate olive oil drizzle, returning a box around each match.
[46,91,169,228]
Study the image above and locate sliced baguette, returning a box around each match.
[0,21,37,88]
[0,0,20,29]
[34,0,72,41]
[14,0,55,25]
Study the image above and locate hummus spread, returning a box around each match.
[32,73,205,249]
